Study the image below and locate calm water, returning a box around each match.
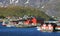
[0,22,60,36]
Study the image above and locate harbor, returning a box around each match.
[0,0,59,36]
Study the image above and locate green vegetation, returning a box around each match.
[0,6,50,20]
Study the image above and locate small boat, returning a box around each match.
[36,21,60,32]
[2,20,40,28]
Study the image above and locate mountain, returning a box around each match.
[0,0,50,8]
[0,6,50,20]
[0,0,60,17]
[43,0,60,17]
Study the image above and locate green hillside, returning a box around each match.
[0,6,50,20]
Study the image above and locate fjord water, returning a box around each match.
[0,22,60,36]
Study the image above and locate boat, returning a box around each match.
[36,21,60,32]
[2,19,40,28]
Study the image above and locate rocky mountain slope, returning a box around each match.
[0,0,60,17]
[43,0,60,17]
[0,0,50,8]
